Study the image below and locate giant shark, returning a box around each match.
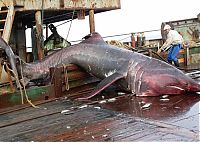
[1,32,200,100]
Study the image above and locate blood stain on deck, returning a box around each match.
[0,72,199,141]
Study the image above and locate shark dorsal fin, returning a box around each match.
[81,32,107,45]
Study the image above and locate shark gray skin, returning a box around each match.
[11,32,200,99]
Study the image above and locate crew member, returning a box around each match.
[157,24,183,67]
[44,24,71,55]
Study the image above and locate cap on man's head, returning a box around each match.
[49,24,57,32]
[164,24,171,30]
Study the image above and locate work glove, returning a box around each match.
[157,48,162,54]
[182,42,188,49]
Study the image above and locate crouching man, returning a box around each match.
[157,24,184,67]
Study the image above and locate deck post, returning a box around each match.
[50,67,63,98]
[35,10,44,60]
[89,9,95,33]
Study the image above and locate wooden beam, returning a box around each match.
[89,9,95,33]
[2,6,15,43]
[3,0,121,10]
[50,67,62,98]
[35,11,44,60]
[16,22,27,61]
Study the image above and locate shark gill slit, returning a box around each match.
[130,62,140,94]
[127,61,134,92]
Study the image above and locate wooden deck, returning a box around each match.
[0,67,200,142]
[0,90,199,141]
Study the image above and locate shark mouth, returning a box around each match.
[166,86,185,91]
[164,85,185,95]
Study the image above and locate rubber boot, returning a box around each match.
[174,61,179,67]
[168,60,172,64]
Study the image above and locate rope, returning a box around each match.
[5,63,15,92]
[4,62,24,104]
[62,64,69,91]
[18,58,39,108]
[4,58,38,108]
[50,8,76,85]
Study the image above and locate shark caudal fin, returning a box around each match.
[76,72,125,101]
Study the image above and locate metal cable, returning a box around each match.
[66,10,75,40]
[55,19,72,28]
[69,29,161,43]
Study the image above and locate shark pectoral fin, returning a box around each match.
[77,72,125,100]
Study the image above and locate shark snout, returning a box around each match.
[186,83,200,92]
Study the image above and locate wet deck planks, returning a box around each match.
[0,68,200,141]
[0,95,199,142]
